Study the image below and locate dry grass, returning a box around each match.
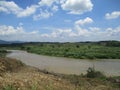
[0,58,119,90]
[0,58,75,90]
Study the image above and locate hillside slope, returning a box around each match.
[0,40,10,44]
[0,58,76,90]
[0,58,119,90]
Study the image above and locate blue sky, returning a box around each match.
[0,0,120,42]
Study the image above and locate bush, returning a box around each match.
[0,50,8,57]
[86,67,105,78]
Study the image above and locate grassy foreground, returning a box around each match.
[0,52,119,90]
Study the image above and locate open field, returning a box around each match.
[27,43,120,59]
[5,41,119,59]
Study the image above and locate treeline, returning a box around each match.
[0,40,120,47]
[97,41,120,47]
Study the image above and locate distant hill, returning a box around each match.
[0,40,10,44]
[0,40,24,44]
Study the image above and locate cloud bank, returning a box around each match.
[0,0,93,19]
[0,17,120,42]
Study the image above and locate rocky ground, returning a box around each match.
[0,57,119,90]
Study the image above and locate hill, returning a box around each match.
[0,40,24,44]
[0,40,10,44]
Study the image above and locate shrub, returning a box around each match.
[76,45,79,48]
[0,50,7,57]
[20,46,25,50]
[86,67,105,78]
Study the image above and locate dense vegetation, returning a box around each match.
[1,41,120,59]
[20,41,120,59]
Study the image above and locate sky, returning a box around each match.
[0,0,120,42]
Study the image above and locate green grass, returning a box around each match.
[0,41,120,59]
[21,42,120,59]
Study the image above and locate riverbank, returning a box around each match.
[0,57,119,90]
[0,57,76,90]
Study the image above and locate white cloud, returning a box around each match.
[75,17,93,26]
[41,34,50,38]
[0,0,94,20]
[73,18,120,41]
[0,1,38,17]
[52,5,58,12]
[75,25,90,36]
[37,0,59,20]
[30,30,39,34]
[41,28,74,38]
[0,25,24,36]
[61,0,93,14]
[89,27,100,32]
[91,26,120,40]
[40,26,120,41]
[0,24,120,42]
[0,6,9,13]
[56,29,74,38]
[0,0,57,19]
[0,1,21,13]
[17,5,38,17]
[39,0,58,7]
[33,9,53,20]
[105,11,120,19]
[0,24,40,41]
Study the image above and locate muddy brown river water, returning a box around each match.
[7,50,120,76]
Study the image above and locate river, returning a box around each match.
[7,50,120,76]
